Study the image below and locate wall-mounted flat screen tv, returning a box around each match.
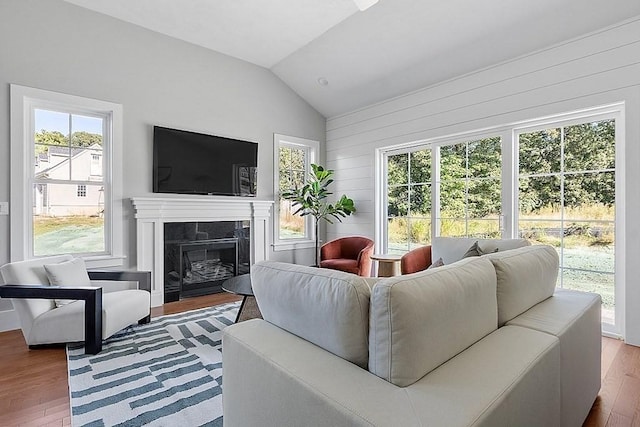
[153,126,257,196]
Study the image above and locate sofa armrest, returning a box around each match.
[87,270,151,292]
[223,319,417,427]
[0,284,103,354]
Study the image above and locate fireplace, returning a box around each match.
[131,197,273,307]
[164,221,250,302]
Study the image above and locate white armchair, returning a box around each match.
[0,255,151,354]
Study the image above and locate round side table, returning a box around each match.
[222,274,262,323]
[370,254,402,277]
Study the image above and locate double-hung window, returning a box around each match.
[273,134,318,250]
[10,85,123,267]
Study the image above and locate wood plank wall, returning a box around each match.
[324,17,640,344]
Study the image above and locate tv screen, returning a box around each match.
[153,126,257,196]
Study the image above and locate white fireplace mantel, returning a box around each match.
[131,196,273,307]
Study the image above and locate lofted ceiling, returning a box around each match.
[63,0,640,118]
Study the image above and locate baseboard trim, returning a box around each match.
[0,308,20,332]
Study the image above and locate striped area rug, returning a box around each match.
[66,302,239,427]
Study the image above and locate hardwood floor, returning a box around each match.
[0,293,637,427]
[0,292,240,427]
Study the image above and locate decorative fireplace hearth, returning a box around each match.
[131,197,273,307]
[164,221,250,302]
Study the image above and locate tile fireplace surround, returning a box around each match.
[131,197,273,307]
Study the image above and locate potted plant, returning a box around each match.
[281,164,356,266]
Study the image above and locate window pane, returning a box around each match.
[35,143,70,180]
[439,179,465,217]
[388,185,408,217]
[564,119,615,172]
[518,175,561,216]
[468,137,501,179]
[388,153,408,186]
[439,143,466,180]
[562,226,615,273]
[439,218,466,237]
[519,128,561,175]
[279,200,304,239]
[409,184,430,216]
[408,217,431,247]
[468,219,500,239]
[388,217,409,254]
[410,149,431,184]
[70,114,103,148]
[33,183,105,256]
[278,145,307,240]
[468,178,501,219]
[519,220,562,247]
[563,172,615,213]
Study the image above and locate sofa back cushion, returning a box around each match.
[431,237,530,265]
[251,261,371,368]
[487,245,559,326]
[369,257,498,387]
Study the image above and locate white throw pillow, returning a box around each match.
[43,257,92,307]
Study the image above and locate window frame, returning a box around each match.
[10,84,124,267]
[376,103,625,337]
[272,133,319,251]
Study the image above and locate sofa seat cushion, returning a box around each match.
[251,261,371,368]
[507,289,601,427]
[431,237,530,266]
[28,289,150,345]
[319,258,359,274]
[369,257,498,387]
[487,245,559,326]
[406,325,561,427]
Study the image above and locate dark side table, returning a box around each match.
[222,274,262,323]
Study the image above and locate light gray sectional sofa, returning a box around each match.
[223,244,601,427]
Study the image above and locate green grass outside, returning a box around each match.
[33,216,104,256]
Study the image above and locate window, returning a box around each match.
[437,137,502,239]
[378,104,624,335]
[385,136,501,255]
[10,85,123,267]
[517,118,617,327]
[387,148,432,254]
[273,134,318,250]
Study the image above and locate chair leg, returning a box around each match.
[84,288,103,355]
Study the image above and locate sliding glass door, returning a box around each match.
[517,118,617,329]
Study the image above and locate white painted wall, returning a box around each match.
[0,0,324,330]
[326,17,640,344]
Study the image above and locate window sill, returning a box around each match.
[83,255,126,269]
[272,240,317,252]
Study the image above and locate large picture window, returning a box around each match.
[10,85,123,266]
[379,105,623,335]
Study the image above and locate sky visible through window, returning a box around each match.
[35,109,103,134]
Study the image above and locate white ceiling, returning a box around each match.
[63,0,640,118]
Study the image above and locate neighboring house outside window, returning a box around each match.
[272,134,319,251]
[10,85,123,267]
